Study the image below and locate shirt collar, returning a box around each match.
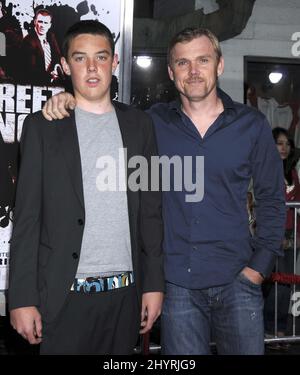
[36,32,47,44]
[217,87,236,112]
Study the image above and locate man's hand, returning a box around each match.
[42,92,76,121]
[282,238,293,250]
[241,266,264,285]
[140,292,164,334]
[10,306,42,345]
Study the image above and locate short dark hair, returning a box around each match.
[168,27,222,64]
[272,127,289,142]
[272,127,295,185]
[62,20,115,59]
[34,8,52,20]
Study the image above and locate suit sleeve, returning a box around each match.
[8,114,43,310]
[248,117,286,277]
[139,114,165,293]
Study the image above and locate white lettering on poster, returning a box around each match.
[0,84,64,142]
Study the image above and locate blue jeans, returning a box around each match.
[161,273,264,355]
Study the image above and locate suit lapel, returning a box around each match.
[114,103,135,217]
[33,32,45,60]
[114,104,131,149]
[57,111,84,209]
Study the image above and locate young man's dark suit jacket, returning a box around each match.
[20,30,62,85]
[8,101,164,323]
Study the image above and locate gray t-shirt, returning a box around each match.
[75,107,132,278]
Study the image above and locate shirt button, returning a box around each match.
[78,218,84,226]
[72,252,78,259]
[188,268,191,273]
[195,219,200,224]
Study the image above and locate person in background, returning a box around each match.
[21,8,63,85]
[41,27,286,355]
[264,127,300,350]
[8,20,164,355]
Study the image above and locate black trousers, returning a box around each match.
[40,285,140,355]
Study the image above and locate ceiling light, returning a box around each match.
[136,56,152,69]
[269,72,283,84]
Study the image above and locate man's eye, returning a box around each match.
[75,56,84,62]
[97,55,108,61]
[177,60,188,66]
[200,58,208,63]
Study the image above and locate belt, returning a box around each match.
[70,271,134,293]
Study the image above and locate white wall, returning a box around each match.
[219,0,300,102]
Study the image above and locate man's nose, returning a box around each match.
[87,59,97,72]
[189,61,200,75]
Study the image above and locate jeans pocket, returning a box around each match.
[237,271,262,289]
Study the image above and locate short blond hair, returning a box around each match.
[168,27,222,64]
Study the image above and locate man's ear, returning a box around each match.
[217,56,224,77]
[61,57,71,76]
[112,54,119,74]
[168,65,174,81]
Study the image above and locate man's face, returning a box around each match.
[61,33,118,105]
[168,36,224,103]
[34,14,52,36]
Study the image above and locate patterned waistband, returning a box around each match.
[70,271,134,293]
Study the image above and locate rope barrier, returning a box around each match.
[267,272,300,285]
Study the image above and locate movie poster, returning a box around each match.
[0,0,126,292]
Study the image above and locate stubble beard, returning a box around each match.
[187,66,220,101]
[182,78,217,102]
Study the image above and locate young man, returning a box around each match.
[42,27,286,355]
[9,20,164,355]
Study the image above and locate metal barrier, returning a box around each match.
[265,201,300,346]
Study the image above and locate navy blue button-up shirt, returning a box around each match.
[148,88,286,289]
